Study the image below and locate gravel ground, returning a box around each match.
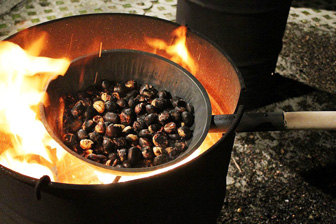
[217,0,336,223]
[218,91,336,223]
[278,22,336,94]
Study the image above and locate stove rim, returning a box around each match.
[0,13,244,188]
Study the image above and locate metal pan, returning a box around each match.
[41,49,336,175]
[41,49,212,174]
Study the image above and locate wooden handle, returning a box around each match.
[284,111,336,130]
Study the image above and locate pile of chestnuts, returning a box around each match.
[61,79,194,168]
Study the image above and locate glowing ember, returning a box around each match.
[145,26,198,75]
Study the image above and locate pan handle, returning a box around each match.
[210,112,285,132]
[210,111,336,132]
[284,111,336,130]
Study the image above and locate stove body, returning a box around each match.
[0,14,242,223]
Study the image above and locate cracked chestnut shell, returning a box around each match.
[153,133,168,148]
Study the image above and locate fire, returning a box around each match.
[144,25,223,155]
[0,39,70,181]
[0,38,121,184]
[145,26,198,75]
[0,27,221,185]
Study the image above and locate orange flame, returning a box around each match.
[0,29,221,185]
[0,39,119,184]
[0,39,70,180]
[145,26,198,75]
[0,39,117,184]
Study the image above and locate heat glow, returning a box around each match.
[0,40,70,180]
[145,26,198,76]
[0,27,221,184]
